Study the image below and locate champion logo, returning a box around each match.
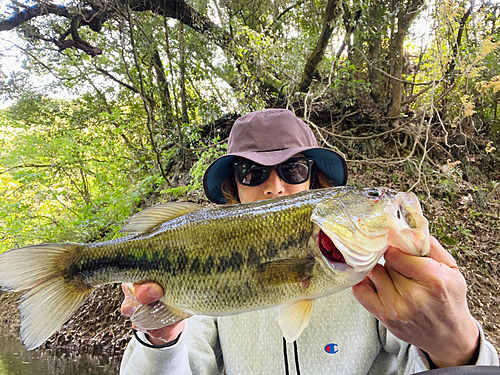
[324,343,339,354]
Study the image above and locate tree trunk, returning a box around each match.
[298,0,341,92]
[179,24,189,125]
[152,49,172,113]
[367,36,385,104]
[387,0,424,118]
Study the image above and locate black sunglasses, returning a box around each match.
[233,157,315,187]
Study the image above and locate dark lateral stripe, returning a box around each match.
[69,255,168,278]
[266,240,279,258]
[190,257,201,273]
[279,230,311,252]
[217,256,230,273]
[230,252,244,270]
[203,255,215,274]
[70,233,311,280]
[216,252,245,273]
[69,252,186,278]
[176,253,189,274]
[247,247,261,265]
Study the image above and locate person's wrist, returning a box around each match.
[134,330,182,348]
[428,317,480,368]
[146,332,179,346]
[136,320,186,347]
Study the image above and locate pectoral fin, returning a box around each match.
[277,299,315,342]
[256,258,315,286]
[130,300,192,330]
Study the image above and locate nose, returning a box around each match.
[264,168,285,197]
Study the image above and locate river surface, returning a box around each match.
[0,326,121,375]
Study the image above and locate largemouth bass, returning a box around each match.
[0,186,429,350]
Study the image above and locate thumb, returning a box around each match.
[134,282,164,305]
[427,236,458,268]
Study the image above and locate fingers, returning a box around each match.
[120,282,165,318]
[353,237,480,368]
[120,282,184,344]
[121,283,137,317]
[352,264,397,318]
[134,282,164,305]
[382,236,457,283]
[427,236,458,267]
[352,274,380,317]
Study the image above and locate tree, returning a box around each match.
[1,0,499,162]
[1,0,500,254]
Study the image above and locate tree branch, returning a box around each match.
[128,0,230,46]
[274,1,306,24]
[0,2,104,31]
[353,46,438,86]
[446,0,475,83]
[94,67,139,93]
[298,0,341,92]
[0,0,284,93]
[0,3,70,31]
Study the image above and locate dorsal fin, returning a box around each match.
[120,202,204,234]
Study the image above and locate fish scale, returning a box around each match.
[0,186,430,349]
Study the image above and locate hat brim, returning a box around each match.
[203,147,348,204]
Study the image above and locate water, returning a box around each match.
[0,327,121,375]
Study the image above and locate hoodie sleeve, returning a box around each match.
[369,320,499,375]
[120,316,224,375]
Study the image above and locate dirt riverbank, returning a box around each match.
[1,168,499,363]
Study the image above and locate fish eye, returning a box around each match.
[367,189,381,198]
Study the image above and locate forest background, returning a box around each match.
[0,0,499,362]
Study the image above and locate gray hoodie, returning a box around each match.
[120,289,499,375]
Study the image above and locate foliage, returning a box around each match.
[190,141,227,190]
[161,140,227,197]
[0,94,157,252]
[0,0,499,251]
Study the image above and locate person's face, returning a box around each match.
[235,154,311,204]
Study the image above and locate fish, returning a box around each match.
[0,186,430,350]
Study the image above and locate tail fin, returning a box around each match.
[0,244,94,350]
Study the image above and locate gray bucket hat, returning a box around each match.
[203,108,348,204]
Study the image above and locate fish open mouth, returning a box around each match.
[318,230,346,264]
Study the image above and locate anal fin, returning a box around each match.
[277,299,315,342]
[131,301,192,330]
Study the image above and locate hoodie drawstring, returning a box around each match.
[283,337,301,375]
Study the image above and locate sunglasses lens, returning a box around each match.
[235,158,313,186]
[279,160,310,184]
[236,163,270,186]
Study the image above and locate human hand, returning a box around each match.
[121,282,186,346]
[352,236,479,368]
